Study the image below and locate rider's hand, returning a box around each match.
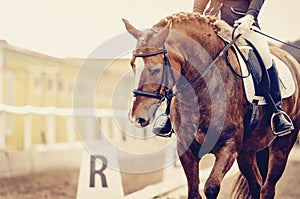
[234,14,254,35]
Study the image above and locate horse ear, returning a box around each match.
[157,21,171,44]
[122,18,142,39]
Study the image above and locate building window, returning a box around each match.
[34,74,43,97]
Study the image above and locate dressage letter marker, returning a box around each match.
[77,141,124,199]
[89,155,108,188]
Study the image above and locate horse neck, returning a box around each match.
[165,21,230,109]
[167,21,225,88]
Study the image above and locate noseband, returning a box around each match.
[132,48,176,101]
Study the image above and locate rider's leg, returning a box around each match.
[243,27,294,135]
[242,27,273,69]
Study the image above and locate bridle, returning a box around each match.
[132,32,243,103]
[132,47,176,102]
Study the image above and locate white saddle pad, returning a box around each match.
[236,47,296,105]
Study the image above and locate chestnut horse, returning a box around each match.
[123,12,300,199]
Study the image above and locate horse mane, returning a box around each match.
[153,12,231,35]
[153,12,245,46]
[153,12,216,30]
[154,12,201,25]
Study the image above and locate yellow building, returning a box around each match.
[0,40,132,150]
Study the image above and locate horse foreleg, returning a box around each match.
[204,143,237,199]
[260,133,297,199]
[178,142,202,199]
[237,152,263,199]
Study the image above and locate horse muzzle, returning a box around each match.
[129,109,151,128]
[129,100,161,128]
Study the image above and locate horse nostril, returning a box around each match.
[136,118,149,127]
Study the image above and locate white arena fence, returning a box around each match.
[0,104,153,150]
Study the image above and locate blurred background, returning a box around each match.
[0,0,299,198]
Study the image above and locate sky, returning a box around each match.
[0,0,299,58]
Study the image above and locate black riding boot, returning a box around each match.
[152,113,172,137]
[267,63,294,136]
[152,99,173,137]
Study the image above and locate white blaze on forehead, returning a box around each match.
[134,57,145,88]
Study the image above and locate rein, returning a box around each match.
[132,34,242,102]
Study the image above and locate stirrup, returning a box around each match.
[270,111,294,137]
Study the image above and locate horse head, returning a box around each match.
[122,18,178,128]
[122,14,219,128]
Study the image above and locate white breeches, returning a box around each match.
[242,26,273,69]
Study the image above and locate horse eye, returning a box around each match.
[151,68,161,75]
